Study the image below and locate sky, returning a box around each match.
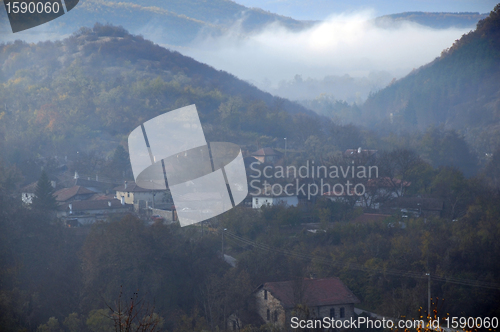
[1,0,495,102]
[233,0,497,20]
[177,10,471,96]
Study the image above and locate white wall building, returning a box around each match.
[252,195,298,209]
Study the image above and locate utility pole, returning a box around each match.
[222,228,226,257]
[426,272,431,320]
[284,137,287,162]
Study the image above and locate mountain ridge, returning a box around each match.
[362,4,500,156]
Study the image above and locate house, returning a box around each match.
[380,197,444,218]
[54,185,96,203]
[251,184,298,209]
[21,180,59,205]
[252,194,299,209]
[344,148,377,163]
[74,177,118,194]
[251,148,281,164]
[57,199,130,226]
[114,181,169,210]
[21,182,38,205]
[253,277,360,330]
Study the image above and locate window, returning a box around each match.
[273,311,278,322]
[330,308,335,318]
[256,198,259,205]
[232,320,236,331]
[267,309,270,321]
[340,307,345,318]
[127,193,130,198]
[264,290,267,300]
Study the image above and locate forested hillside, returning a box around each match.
[362,5,500,157]
[0,23,330,170]
[374,12,487,29]
[0,0,312,45]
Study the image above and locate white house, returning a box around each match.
[57,199,130,226]
[252,195,298,209]
[114,181,169,209]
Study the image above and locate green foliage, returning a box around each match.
[37,317,61,332]
[86,309,114,332]
[362,5,500,160]
[32,170,58,211]
[0,24,327,165]
[63,313,84,332]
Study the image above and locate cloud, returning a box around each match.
[176,10,470,92]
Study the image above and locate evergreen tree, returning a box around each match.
[32,171,58,210]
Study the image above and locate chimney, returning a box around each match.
[51,181,56,188]
[124,181,127,189]
[120,196,125,205]
[96,174,98,182]
[74,171,79,179]
[69,204,73,214]
[108,201,111,207]
[358,147,362,153]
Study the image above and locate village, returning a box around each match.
[16,145,449,331]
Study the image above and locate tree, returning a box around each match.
[36,317,60,332]
[31,171,57,211]
[108,289,163,332]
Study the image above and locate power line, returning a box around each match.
[221,230,500,290]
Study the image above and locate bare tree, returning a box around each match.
[107,287,163,332]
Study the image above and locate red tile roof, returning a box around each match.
[57,199,129,211]
[54,186,96,202]
[114,182,164,192]
[261,277,359,308]
[252,148,278,156]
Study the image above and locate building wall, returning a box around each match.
[22,192,34,204]
[116,190,158,205]
[252,196,275,209]
[255,289,287,327]
[252,196,298,209]
[317,303,355,320]
[254,289,356,331]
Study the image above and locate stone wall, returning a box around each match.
[255,288,287,327]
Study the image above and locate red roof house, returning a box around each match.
[254,277,359,328]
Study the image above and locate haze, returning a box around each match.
[173,11,470,100]
[233,0,496,20]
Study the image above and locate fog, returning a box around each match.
[0,8,471,103]
[175,11,470,101]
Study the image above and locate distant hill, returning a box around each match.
[0,0,487,46]
[362,5,500,155]
[374,12,488,29]
[0,0,312,45]
[0,24,327,162]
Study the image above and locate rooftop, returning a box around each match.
[259,277,360,308]
[54,186,96,202]
[252,147,278,156]
[114,182,165,192]
[57,199,129,211]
